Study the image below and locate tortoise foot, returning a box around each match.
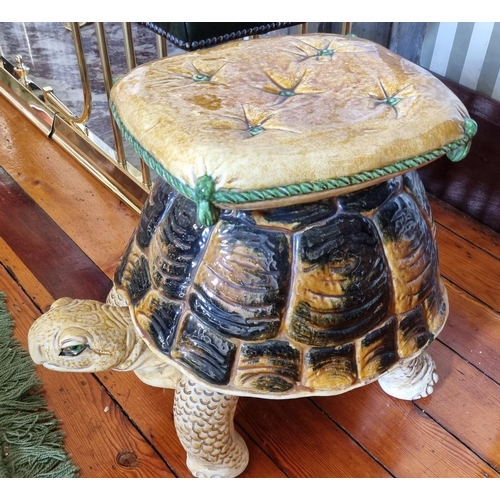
[186,433,249,478]
[174,376,249,478]
[378,352,438,400]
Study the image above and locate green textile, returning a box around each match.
[0,292,78,477]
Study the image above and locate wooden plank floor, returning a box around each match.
[1,95,500,478]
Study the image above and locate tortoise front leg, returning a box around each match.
[378,351,438,400]
[173,376,249,478]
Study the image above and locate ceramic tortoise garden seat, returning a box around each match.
[28,33,476,478]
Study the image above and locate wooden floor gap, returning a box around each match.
[308,397,397,478]
[442,274,500,316]
[234,418,291,478]
[89,372,180,478]
[0,260,43,314]
[413,401,500,476]
[436,221,500,262]
[435,335,500,385]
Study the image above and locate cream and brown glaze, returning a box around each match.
[113,171,448,398]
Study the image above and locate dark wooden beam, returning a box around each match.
[0,166,112,303]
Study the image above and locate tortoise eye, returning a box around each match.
[192,74,210,82]
[59,343,89,357]
[59,328,90,357]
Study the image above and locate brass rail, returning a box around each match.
[0,25,149,215]
[95,22,128,168]
[42,22,92,124]
[121,22,152,188]
[156,34,168,58]
[342,22,352,35]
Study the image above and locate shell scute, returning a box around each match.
[359,318,398,380]
[136,291,183,353]
[397,305,433,358]
[403,170,433,224]
[151,194,211,301]
[235,340,301,393]
[136,178,177,248]
[337,176,402,214]
[289,213,391,347]
[304,344,356,390]
[172,313,237,385]
[115,237,134,287]
[374,192,437,314]
[252,198,337,230]
[423,279,449,333]
[188,218,291,341]
[124,253,151,304]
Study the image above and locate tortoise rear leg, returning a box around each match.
[173,376,249,478]
[378,351,438,400]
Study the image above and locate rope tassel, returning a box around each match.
[195,175,219,227]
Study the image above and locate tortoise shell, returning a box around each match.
[114,170,448,398]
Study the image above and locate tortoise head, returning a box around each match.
[28,297,136,373]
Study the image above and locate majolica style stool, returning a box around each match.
[28,34,476,478]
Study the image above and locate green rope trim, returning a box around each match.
[111,101,476,224]
[0,293,78,478]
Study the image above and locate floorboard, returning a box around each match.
[316,381,498,478]
[0,167,112,302]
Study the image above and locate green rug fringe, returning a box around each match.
[0,292,78,477]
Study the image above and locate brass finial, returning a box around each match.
[14,55,30,86]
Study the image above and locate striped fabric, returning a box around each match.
[420,22,500,101]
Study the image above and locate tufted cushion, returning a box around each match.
[110,34,476,222]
